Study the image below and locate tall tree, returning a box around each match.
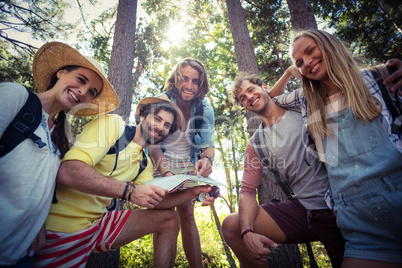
[87,1,138,267]
[286,0,317,30]
[225,0,260,134]
[108,0,138,121]
[225,0,303,267]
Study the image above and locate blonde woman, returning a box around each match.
[272,29,401,268]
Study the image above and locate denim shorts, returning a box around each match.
[333,171,402,263]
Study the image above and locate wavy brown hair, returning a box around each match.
[291,29,381,137]
[165,58,209,103]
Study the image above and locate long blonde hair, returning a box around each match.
[291,29,381,137]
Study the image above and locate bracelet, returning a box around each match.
[202,155,214,165]
[121,182,129,200]
[162,170,174,177]
[125,182,135,201]
[240,229,254,240]
[121,182,135,201]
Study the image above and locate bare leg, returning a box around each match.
[342,258,402,268]
[176,200,202,268]
[222,207,286,268]
[112,209,180,268]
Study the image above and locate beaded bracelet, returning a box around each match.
[240,229,254,240]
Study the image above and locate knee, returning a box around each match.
[163,210,180,233]
[222,213,239,243]
[177,205,195,222]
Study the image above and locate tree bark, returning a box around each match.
[258,171,303,268]
[86,0,138,267]
[225,0,305,267]
[286,0,317,30]
[108,0,138,122]
[225,0,260,134]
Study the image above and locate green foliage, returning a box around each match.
[119,206,237,267]
[299,242,332,268]
[119,206,333,267]
[311,0,402,62]
[0,40,35,89]
[0,0,74,54]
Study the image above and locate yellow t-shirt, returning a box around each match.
[46,114,153,233]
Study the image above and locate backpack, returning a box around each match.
[0,87,46,157]
[106,124,148,211]
[252,125,319,268]
[371,66,402,134]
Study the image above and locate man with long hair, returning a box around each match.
[149,58,215,268]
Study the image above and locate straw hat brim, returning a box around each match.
[135,95,184,133]
[32,41,120,117]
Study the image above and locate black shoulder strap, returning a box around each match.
[106,125,149,211]
[252,125,294,198]
[107,125,137,175]
[371,66,402,134]
[0,87,46,157]
[194,101,204,134]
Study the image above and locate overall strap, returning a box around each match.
[252,124,294,199]
[0,87,45,157]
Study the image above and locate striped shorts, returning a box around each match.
[153,155,197,190]
[34,210,131,268]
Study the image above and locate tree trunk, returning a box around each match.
[225,0,260,134]
[225,0,303,267]
[86,0,137,267]
[286,0,317,30]
[108,0,138,122]
[258,172,303,268]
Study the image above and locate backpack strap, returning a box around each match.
[106,125,148,211]
[371,66,402,134]
[0,87,46,157]
[107,124,137,175]
[252,124,294,199]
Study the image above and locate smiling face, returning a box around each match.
[236,80,271,114]
[54,67,102,110]
[140,109,174,145]
[176,65,200,103]
[291,36,331,85]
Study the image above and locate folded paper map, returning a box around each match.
[142,174,227,193]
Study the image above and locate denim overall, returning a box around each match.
[322,107,402,263]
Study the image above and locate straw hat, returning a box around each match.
[135,95,183,133]
[32,41,119,117]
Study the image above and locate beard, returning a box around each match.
[140,120,166,145]
[175,86,195,103]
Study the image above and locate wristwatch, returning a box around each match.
[202,155,214,165]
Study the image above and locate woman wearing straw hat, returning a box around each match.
[0,41,119,266]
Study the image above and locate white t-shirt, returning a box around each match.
[161,121,192,159]
[0,83,60,265]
